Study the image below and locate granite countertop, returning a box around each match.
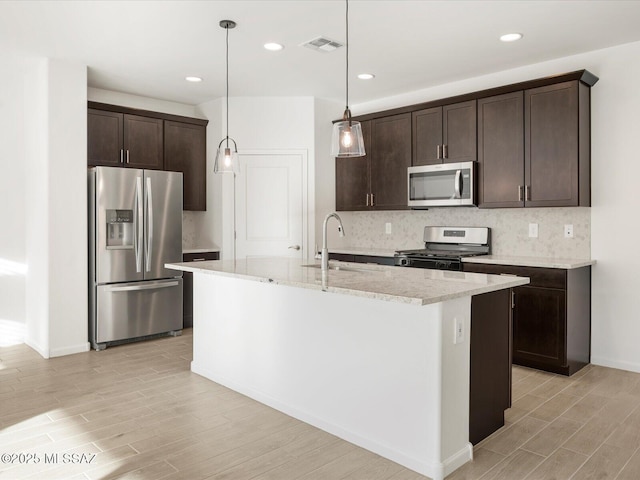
[183,247,221,254]
[330,247,595,269]
[166,258,529,306]
[463,255,596,269]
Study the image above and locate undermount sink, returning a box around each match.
[302,264,370,273]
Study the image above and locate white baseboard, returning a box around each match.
[25,337,49,359]
[591,356,640,374]
[443,443,474,478]
[50,342,90,357]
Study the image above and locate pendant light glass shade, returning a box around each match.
[331,113,365,157]
[215,19,240,175]
[331,0,365,158]
[214,137,239,174]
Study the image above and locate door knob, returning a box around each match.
[288,245,301,250]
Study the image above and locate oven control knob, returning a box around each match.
[398,257,409,266]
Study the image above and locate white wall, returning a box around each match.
[313,40,640,372]
[88,87,203,118]
[47,60,89,357]
[0,52,27,343]
[22,58,89,358]
[24,57,50,355]
[192,97,319,259]
[313,98,343,254]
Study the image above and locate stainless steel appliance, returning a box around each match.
[88,166,183,350]
[394,226,490,270]
[408,161,476,208]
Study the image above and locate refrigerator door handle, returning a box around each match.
[104,280,180,293]
[145,176,154,272]
[134,176,143,273]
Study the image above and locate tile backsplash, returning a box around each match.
[182,211,200,250]
[333,207,591,258]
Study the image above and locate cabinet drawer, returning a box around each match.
[183,252,220,262]
[328,253,356,263]
[464,263,566,290]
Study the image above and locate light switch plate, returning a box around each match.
[385,222,392,235]
[529,223,539,238]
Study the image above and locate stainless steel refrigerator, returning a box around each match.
[88,166,183,350]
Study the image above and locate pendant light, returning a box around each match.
[214,20,240,174]
[331,0,365,158]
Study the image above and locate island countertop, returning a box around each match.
[166,257,529,306]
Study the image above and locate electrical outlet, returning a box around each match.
[564,224,574,238]
[385,222,392,235]
[528,223,539,238]
[454,317,464,344]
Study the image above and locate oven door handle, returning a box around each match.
[454,170,462,199]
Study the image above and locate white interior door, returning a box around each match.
[235,153,304,260]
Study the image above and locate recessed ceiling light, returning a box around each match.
[264,43,284,51]
[358,73,375,80]
[185,76,203,82]
[500,33,523,42]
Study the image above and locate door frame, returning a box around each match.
[221,149,311,261]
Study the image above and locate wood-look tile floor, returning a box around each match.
[2,331,640,480]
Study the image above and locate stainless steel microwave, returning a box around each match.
[408,161,476,208]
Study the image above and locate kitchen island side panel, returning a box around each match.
[191,272,472,480]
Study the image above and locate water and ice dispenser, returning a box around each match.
[106,209,134,249]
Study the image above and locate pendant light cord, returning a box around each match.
[225,23,230,148]
[345,0,349,114]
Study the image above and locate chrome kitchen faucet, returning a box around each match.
[321,213,345,273]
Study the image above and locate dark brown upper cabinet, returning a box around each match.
[88,109,124,167]
[478,81,592,208]
[335,114,411,211]
[88,102,209,211]
[370,113,412,210]
[477,91,525,207]
[123,115,164,170]
[335,70,597,211]
[88,110,163,170]
[525,80,590,207]
[336,120,371,211]
[164,121,207,211]
[412,100,476,166]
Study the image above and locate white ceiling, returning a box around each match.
[3,1,640,107]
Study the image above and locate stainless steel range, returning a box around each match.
[394,226,490,270]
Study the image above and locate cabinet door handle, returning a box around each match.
[525,185,531,201]
[370,193,375,206]
[443,144,448,159]
[437,144,441,159]
[288,245,301,251]
[126,150,130,164]
[518,185,523,202]
[511,290,515,309]
[366,193,370,206]
[120,149,124,164]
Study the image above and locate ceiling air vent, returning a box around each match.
[301,36,343,53]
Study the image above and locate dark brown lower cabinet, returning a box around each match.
[464,263,591,376]
[469,289,512,444]
[183,251,220,328]
[327,253,395,266]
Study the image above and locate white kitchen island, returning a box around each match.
[166,258,529,480]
